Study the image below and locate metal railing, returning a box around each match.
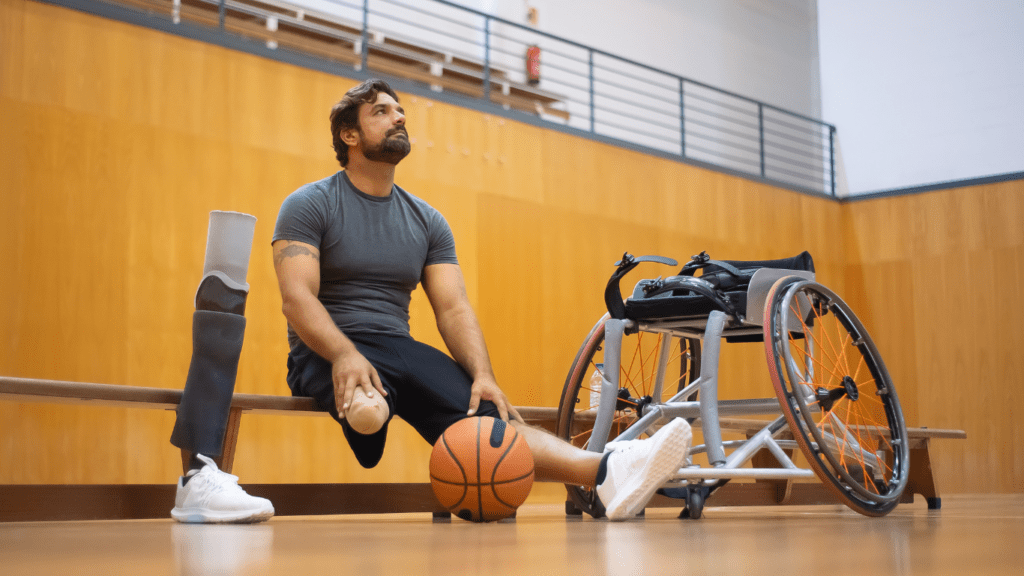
[111,0,839,195]
[358,0,835,195]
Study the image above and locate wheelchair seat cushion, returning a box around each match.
[624,290,749,321]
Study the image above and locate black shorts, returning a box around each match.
[285,333,499,468]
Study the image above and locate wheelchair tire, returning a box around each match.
[556,313,700,518]
[764,278,910,517]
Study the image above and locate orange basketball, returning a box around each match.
[429,416,535,522]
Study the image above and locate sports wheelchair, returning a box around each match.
[556,252,909,519]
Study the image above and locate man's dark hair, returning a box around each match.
[329,79,400,167]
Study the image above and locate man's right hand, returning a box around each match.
[332,349,387,419]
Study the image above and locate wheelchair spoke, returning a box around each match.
[811,300,847,378]
[819,391,890,452]
[823,408,856,470]
[788,337,844,386]
[823,407,891,487]
[819,372,897,489]
[663,345,687,400]
[836,331,855,383]
[850,400,890,431]
[803,302,843,376]
[636,333,650,394]
[646,334,676,399]
[846,407,892,489]
[848,401,896,457]
[638,334,663,394]
[844,406,878,479]
[792,304,841,379]
[850,354,867,388]
[621,339,645,400]
[571,412,635,446]
[805,316,842,381]
[851,386,885,407]
[790,343,841,388]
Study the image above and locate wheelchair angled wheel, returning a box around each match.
[556,313,700,517]
[764,277,910,516]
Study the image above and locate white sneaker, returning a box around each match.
[596,418,692,521]
[171,454,275,524]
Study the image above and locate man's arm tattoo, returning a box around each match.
[274,244,320,267]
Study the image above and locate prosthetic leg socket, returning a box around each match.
[171,310,246,456]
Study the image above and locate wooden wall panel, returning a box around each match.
[14,0,1017,499]
[844,181,1024,493]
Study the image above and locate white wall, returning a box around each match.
[818,0,1024,195]
[521,0,822,119]
[478,0,829,189]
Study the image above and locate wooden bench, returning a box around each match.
[0,376,965,521]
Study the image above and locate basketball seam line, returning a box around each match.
[476,417,483,519]
[491,428,531,509]
[429,469,535,486]
[440,433,469,509]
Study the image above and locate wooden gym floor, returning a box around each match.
[0,494,1020,575]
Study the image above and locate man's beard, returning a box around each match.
[361,127,411,165]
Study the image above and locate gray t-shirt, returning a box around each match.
[273,171,458,346]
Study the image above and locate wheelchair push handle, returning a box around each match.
[613,253,678,268]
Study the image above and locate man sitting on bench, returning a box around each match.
[269,79,692,521]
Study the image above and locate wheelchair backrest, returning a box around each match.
[745,268,815,328]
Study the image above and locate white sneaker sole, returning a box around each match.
[171,506,275,524]
[604,419,692,521]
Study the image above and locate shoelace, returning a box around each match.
[190,469,247,507]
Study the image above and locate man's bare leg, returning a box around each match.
[512,418,692,520]
[511,423,602,486]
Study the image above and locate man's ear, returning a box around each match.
[340,127,360,147]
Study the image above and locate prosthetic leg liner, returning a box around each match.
[171,310,247,456]
[202,211,256,291]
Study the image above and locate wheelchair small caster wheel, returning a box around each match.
[688,491,705,519]
[565,501,583,516]
[679,490,704,520]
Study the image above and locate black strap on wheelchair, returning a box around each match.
[675,250,762,297]
[640,275,743,322]
[604,253,677,319]
[680,250,747,280]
